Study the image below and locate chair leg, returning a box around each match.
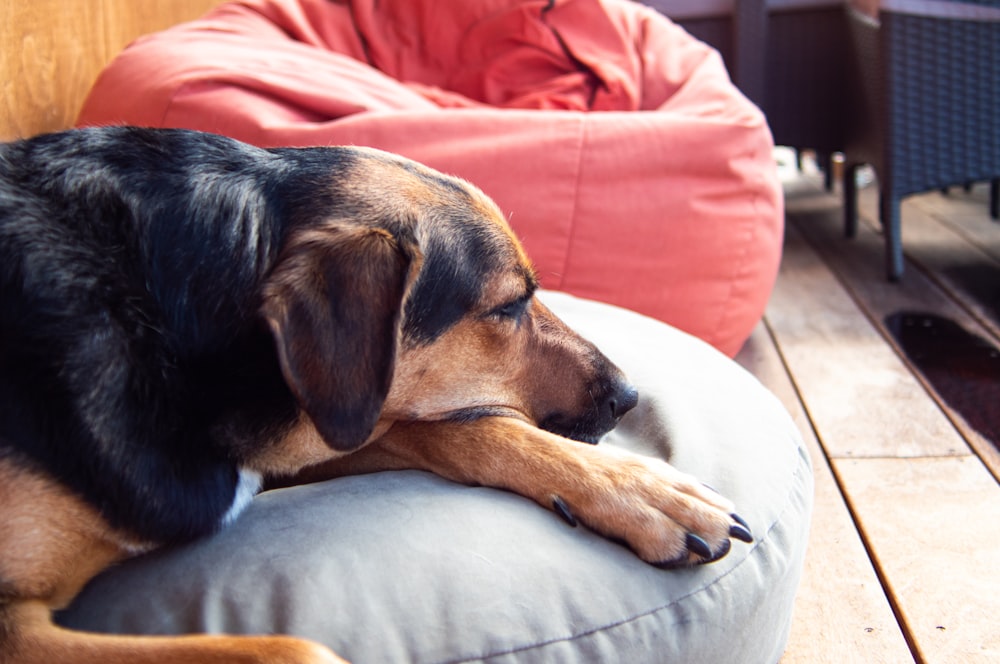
[881,190,903,281]
[991,179,999,220]
[843,163,859,238]
[816,151,833,191]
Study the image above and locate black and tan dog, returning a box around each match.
[0,126,751,664]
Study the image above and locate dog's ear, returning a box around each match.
[261,224,414,451]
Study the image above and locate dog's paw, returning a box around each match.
[550,447,752,568]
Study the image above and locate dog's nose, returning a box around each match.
[606,381,639,421]
[537,373,639,444]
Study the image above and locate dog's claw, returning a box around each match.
[703,537,732,563]
[729,514,753,543]
[729,523,753,544]
[655,532,735,569]
[552,496,578,527]
[685,533,712,559]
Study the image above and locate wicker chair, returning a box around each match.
[641,1,852,189]
[842,0,1000,280]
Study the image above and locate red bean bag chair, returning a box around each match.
[78,0,782,356]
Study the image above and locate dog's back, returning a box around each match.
[0,127,327,543]
[1,127,747,664]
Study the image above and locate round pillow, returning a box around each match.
[77,0,783,357]
[59,292,813,664]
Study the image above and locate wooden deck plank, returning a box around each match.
[786,187,1000,478]
[736,325,914,663]
[761,160,1000,663]
[855,186,1000,345]
[770,173,1000,662]
[832,456,1000,663]
[764,221,966,459]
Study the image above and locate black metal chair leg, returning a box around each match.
[991,179,999,220]
[881,190,903,281]
[818,151,833,191]
[843,163,859,238]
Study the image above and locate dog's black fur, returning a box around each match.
[0,126,513,545]
[1,126,749,664]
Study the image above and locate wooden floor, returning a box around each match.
[737,153,1000,664]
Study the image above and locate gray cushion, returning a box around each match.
[59,291,813,663]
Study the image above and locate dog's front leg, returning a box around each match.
[303,417,751,568]
[0,459,348,664]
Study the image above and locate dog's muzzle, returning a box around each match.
[539,377,639,445]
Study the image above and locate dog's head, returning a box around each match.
[261,148,637,455]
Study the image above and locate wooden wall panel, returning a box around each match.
[1,0,220,140]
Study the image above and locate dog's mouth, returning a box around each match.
[440,407,613,445]
[537,417,605,445]
[538,413,618,445]
[439,379,638,445]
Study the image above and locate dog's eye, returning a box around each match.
[491,297,530,321]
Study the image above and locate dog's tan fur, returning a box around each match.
[0,134,742,664]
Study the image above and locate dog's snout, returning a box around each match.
[538,371,638,445]
[607,382,639,421]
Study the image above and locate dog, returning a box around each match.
[0,126,751,664]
